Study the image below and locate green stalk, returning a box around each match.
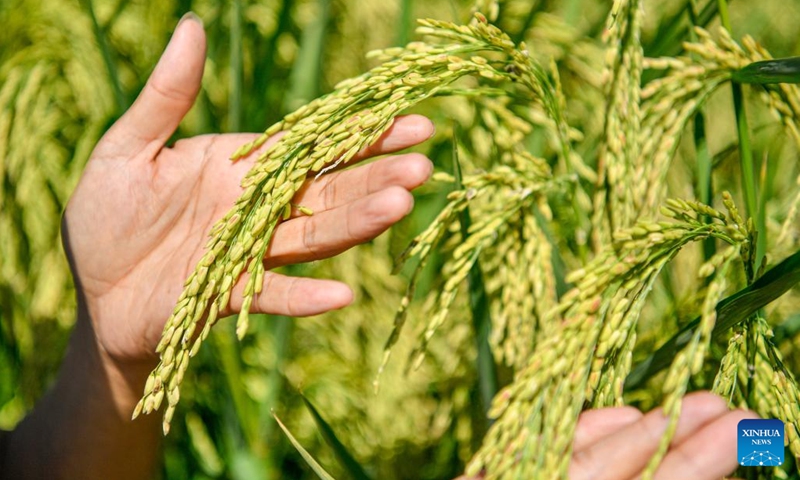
[229,0,243,132]
[397,0,413,46]
[717,0,763,262]
[283,0,330,113]
[260,315,291,442]
[717,0,732,33]
[212,327,261,454]
[732,86,759,248]
[80,0,126,114]
[688,0,715,263]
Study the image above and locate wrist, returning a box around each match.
[71,302,157,420]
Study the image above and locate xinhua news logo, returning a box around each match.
[738,419,784,467]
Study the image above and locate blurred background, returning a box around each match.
[2,0,800,478]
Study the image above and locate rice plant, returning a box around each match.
[5,0,800,479]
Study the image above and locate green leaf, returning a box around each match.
[273,412,338,480]
[452,133,498,419]
[301,395,373,480]
[626,247,800,389]
[732,57,800,84]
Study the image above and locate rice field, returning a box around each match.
[3,0,800,478]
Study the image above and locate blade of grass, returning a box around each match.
[626,246,800,389]
[452,133,498,421]
[732,57,800,84]
[273,412,338,480]
[301,395,372,480]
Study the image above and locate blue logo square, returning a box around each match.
[738,419,784,467]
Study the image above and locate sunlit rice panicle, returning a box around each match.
[757,319,800,456]
[591,0,643,246]
[712,328,745,403]
[136,13,571,434]
[640,247,737,478]
[636,27,800,223]
[378,156,561,380]
[467,197,747,479]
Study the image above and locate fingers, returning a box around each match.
[569,392,733,480]
[654,409,759,480]
[228,271,353,317]
[349,114,435,162]
[290,153,432,215]
[188,115,432,216]
[264,186,415,268]
[102,14,206,159]
[572,407,643,452]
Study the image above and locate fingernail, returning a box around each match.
[179,11,203,27]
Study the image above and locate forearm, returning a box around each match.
[1,308,161,480]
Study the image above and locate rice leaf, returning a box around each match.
[732,57,800,84]
[301,395,372,480]
[273,412,338,480]
[626,247,800,389]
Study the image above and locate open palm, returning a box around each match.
[62,15,434,366]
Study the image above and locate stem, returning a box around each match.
[718,0,763,261]
[212,327,260,454]
[229,0,243,132]
[732,85,757,227]
[260,315,291,440]
[397,0,413,46]
[688,0,715,263]
[283,0,330,113]
[717,0,732,32]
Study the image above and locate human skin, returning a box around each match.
[0,13,757,480]
[457,392,757,479]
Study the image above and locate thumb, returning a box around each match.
[104,13,206,157]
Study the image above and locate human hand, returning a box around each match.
[569,391,756,479]
[457,391,756,479]
[62,14,434,370]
